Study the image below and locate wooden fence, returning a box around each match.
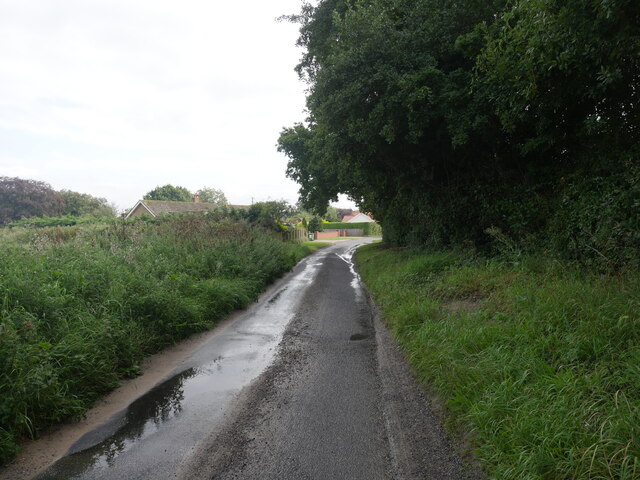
[277,228,309,243]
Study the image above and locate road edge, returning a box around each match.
[0,246,330,480]
[361,265,486,479]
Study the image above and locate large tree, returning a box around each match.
[279,0,508,245]
[0,177,65,224]
[279,0,639,261]
[143,184,193,202]
[478,0,640,157]
[59,190,116,217]
[246,201,294,231]
[196,187,228,207]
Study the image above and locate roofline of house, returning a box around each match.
[124,200,156,220]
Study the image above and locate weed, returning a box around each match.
[355,243,640,479]
[0,216,320,463]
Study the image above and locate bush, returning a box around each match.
[308,216,323,232]
[355,243,640,479]
[0,215,314,463]
[6,215,116,229]
[322,222,382,236]
[549,163,640,270]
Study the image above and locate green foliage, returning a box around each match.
[143,184,193,202]
[0,177,65,225]
[355,243,640,479]
[0,216,315,463]
[279,123,340,212]
[278,0,511,243]
[0,178,115,225]
[195,187,228,207]
[6,215,115,229]
[322,222,382,236]
[478,0,640,155]
[279,0,640,267]
[245,201,294,231]
[549,162,640,269]
[307,216,323,232]
[59,190,116,217]
[323,206,339,222]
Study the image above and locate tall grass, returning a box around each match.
[0,216,321,464]
[355,244,640,479]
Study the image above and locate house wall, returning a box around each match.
[314,231,346,240]
[323,228,365,237]
[128,204,154,219]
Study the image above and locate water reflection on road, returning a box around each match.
[35,243,367,480]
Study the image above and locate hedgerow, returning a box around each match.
[6,215,116,228]
[0,215,320,464]
[322,222,382,236]
[278,0,639,270]
[355,243,640,479]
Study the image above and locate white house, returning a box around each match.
[343,212,374,223]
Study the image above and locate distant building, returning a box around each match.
[125,196,248,219]
[341,211,374,223]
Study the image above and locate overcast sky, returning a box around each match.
[0,0,354,211]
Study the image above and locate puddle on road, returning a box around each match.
[349,333,370,341]
[267,287,288,305]
[36,352,264,480]
[38,368,197,478]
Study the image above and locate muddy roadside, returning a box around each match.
[0,263,300,480]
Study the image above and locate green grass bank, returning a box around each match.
[0,216,325,464]
[355,243,639,479]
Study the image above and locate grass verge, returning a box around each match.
[0,217,324,464]
[292,241,330,259]
[355,243,640,479]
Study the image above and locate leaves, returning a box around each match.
[143,184,193,202]
[195,187,228,207]
[279,0,640,263]
[0,177,65,225]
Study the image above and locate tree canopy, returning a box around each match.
[246,201,294,231]
[59,190,116,217]
[143,184,193,202]
[279,0,640,265]
[0,177,65,224]
[0,178,118,225]
[196,187,228,207]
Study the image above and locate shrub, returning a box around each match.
[0,215,314,463]
[322,222,382,236]
[548,163,640,270]
[6,215,115,228]
[355,243,640,479]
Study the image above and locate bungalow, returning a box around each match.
[341,211,375,223]
[125,195,248,219]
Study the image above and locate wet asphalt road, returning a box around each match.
[35,240,472,480]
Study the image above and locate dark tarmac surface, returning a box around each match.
[35,240,475,480]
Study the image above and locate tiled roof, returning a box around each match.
[345,212,374,223]
[142,200,219,215]
[125,200,253,219]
